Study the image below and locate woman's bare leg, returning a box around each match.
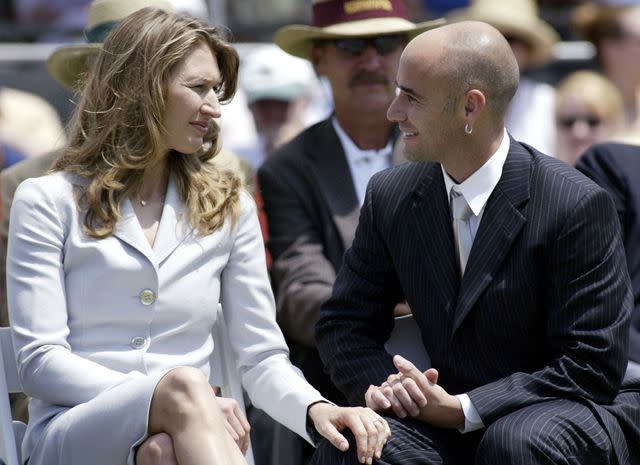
[147,367,247,465]
[136,433,177,465]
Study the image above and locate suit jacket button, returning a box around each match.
[139,289,155,306]
[131,337,147,349]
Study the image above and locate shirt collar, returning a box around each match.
[331,117,392,163]
[441,128,510,217]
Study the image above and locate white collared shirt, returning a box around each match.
[332,117,392,205]
[441,128,510,433]
[441,128,510,238]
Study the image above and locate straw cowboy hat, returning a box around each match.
[274,0,445,59]
[46,0,173,90]
[448,0,560,66]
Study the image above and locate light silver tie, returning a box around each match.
[450,188,473,275]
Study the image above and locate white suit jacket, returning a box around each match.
[7,172,323,460]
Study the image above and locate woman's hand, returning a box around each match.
[214,393,251,454]
[308,402,390,465]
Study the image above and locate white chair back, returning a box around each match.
[0,327,24,465]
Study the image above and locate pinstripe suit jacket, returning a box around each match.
[317,137,640,461]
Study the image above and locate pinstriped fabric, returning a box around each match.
[311,401,614,464]
[315,138,640,464]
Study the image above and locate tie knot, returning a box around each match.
[450,189,472,221]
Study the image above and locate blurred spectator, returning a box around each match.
[0,86,66,159]
[168,0,208,19]
[555,70,625,165]
[237,44,321,170]
[15,0,91,40]
[572,1,640,131]
[0,142,26,170]
[13,0,208,39]
[424,0,469,17]
[449,0,560,155]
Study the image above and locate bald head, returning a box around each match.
[406,21,519,122]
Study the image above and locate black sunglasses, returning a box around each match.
[332,35,406,57]
[557,115,602,129]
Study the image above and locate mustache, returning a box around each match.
[349,71,389,87]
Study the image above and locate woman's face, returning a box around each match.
[555,97,614,165]
[162,41,222,155]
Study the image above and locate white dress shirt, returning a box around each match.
[441,128,510,433]
[332,117,392,205]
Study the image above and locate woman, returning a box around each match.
[572,2,640,131]
[554,70,625,166]
[6,7,389,465]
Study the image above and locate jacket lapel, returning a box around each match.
[452,138,531,333]
[409,163,460,314]
[308,120,361,250]
[309,120,401,250]
[113,198,156,266]
[112,176,192,267]
[152,176,193,265]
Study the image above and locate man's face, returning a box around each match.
[387,47,457,163]
[312,35,405,114]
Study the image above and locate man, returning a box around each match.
[258,0,443,403]
[314,21,640,464]
[576,142,640,380]
[237,44,320,171]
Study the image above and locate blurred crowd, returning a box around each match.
[2,0,640,172]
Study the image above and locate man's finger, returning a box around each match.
[381,385,407,418]
[366,385,391,410]
[393,355,431,391]
[425,368,439,385]
[392,381,421,417]
[401,377,428,408]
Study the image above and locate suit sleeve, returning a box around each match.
[316,179,404,405]
[575,146,628,232]
[8,178,142,406]
[258,162,337,348]
[220,193,324,443]
[468,186,632,424]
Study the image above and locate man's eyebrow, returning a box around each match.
[395,81,422,100]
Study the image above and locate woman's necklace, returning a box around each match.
[136,195,165,207]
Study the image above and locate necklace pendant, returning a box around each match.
[140,199,147,207]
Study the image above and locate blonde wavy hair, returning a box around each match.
[53,7,241,238]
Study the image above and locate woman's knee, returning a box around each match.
[136,433,177,465]
[149,367,216,431]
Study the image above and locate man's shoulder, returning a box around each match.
[577,142,640,176]
[371,161,436,188]
[0,150,60,195]
[520,143,599,195]
[260,119,336,173]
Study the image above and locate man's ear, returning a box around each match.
[463,89,486,120]
[310,44,325,72]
